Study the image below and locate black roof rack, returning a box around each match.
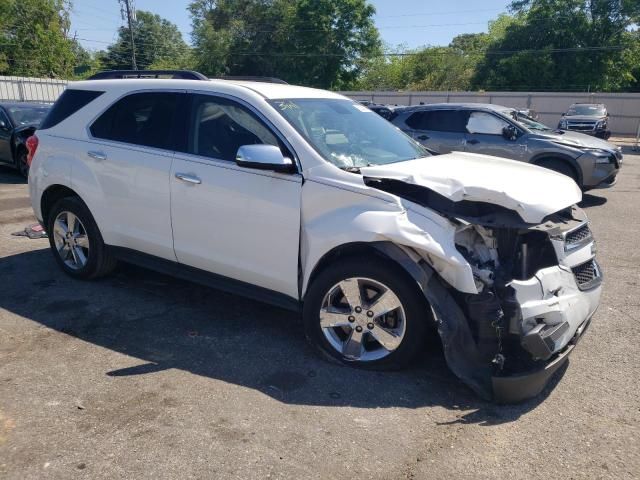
[88,70,209,80]
[210,76,288,84]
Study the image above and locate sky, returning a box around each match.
[70,0,511,52]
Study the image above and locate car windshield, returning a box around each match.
[504,109,552,131]
[269,98,428,168]
[7,105,50,126]
[566,105,606,116]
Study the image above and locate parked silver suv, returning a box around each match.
[391,103,622,190]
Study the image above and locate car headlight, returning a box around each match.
[559,119,568,129]
[583,147,613,163]
[596,120,607,129]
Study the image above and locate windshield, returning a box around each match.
[504,109,552,132]
[269,98,428,168]
[7,105,50,126]
[566,105,606,116]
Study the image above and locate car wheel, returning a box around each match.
[303,257,429,370]
[47,196,117,279]
[17,148,29,178]
[539,159,579,186]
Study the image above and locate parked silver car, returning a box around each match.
[390,103,621,190]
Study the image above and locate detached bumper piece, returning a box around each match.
[492,315,592,404]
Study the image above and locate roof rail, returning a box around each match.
[211,76,288,84]
[88,70,209,80]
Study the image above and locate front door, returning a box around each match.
[170,93,302,299]
[463,110,524,160]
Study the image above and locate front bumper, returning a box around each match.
[577,152,621,189]
[492,316,591,403]
[491,263,601,403]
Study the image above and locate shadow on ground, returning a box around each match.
[0,248,567,425]
[579,193,608,208]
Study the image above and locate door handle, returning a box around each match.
[467,139,480,145]
[417,134,429,141]
[87,150,107,161]
[175,173,202,185]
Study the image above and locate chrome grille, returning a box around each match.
[567,121,596,131]
[572,259,601,290]
[564,223,592,251]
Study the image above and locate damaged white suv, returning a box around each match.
[28,71,602,403]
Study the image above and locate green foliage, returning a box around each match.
[102,10,192,70]
[0,0,76,77]
[189,0,381,88]
[356,32,489,91]
[472,1,640,91]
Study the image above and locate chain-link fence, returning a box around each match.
[0,76,68,103]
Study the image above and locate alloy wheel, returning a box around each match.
[52,211,90,270]
[319,277,406,362]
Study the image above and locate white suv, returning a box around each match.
[28,71,602,403]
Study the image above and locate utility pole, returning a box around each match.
[119,0,137,70]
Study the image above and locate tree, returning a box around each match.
[0,0,75,77]
[102,10,192,70]
[189,0,381,88]
[356,33,490,91]
[473,1,640,91]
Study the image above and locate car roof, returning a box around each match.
[569,103,605,107]
[396,103,512,113]
[68,78,345,100]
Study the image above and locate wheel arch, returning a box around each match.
[303,241,429,301]
[531,153,583,186]
[40,184,84,227]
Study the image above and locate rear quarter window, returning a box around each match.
[39,89,104,130]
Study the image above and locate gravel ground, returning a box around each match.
[0,150,638,479]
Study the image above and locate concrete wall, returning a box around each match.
[341,90,640,136]
[0,76,68,103]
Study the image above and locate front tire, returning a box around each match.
[47,197,117,279]
[303,257,429,370]
[17,148,29,178]
[538,158,579,186]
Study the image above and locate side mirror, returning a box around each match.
[502,125,518,141]
[0,120,7,130]
[235,144,295,173]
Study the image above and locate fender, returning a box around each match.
[299,177,478,298]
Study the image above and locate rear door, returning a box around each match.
[405,109,467,153]
[463,110,523,160]
[170,93,302,299]
[86,91,184,260]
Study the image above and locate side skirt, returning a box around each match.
[110,247,302,313]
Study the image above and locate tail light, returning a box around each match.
[26,134,39,166]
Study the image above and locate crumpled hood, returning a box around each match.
[360,152,582,224]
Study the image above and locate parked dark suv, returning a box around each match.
[0,102,50,177]
[558,103,610,139]
[390,103,622,190]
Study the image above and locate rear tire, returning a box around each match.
[538,159,579,186]
[47,196,117,279]
[303,256,429,370]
